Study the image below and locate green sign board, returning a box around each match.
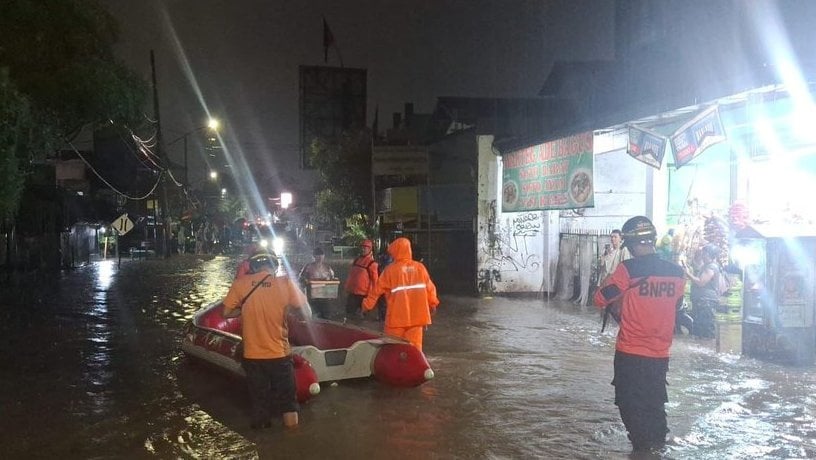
[502,131,594,211]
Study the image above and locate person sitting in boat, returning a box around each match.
[222,253,309,430]
[362,237,439,352]
[298,247,336,319]
[343,239,378,321]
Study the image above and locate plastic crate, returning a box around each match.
[308,280,340,299]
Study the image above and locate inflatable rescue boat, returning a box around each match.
[181,301,434,400]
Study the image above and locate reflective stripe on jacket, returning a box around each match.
[362,238,439,328]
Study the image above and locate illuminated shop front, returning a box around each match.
[606,84,816,363]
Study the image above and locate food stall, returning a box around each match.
[733,224,816,365]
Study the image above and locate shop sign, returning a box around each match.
[627,125,667,169]
[670,105,726,168]
[372,146,428,176]
[502,131,594,212]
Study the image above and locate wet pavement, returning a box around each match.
[1,254,815,459]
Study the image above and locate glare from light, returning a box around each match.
[210,171,218,180]
[273,237,285,255]
[221,188,227,196]
[747,2,816,143]
[158,4,294,274]
[281,192,293,209]
[259,238,269,248]
[100,226,106,234]
[732,244,762,268]
[207,118,220,131]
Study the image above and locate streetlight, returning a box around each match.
[210,170,218,180]
[167,117,220,186]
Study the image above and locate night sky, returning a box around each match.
[102,0,614,191]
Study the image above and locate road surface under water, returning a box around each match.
[1,255,815,459]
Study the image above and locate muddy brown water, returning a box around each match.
[0,255,814,459]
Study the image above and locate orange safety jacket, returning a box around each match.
[593,253,685,358]
[362,238,439,328]
[344,253,378,296]
[222,271,307,359]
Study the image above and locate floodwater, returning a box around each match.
[1,255,815,459]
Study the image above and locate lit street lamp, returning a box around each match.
[167,117,220,186]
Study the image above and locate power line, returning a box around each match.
[66,140,163,201]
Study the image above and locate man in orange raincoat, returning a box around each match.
[362,237,439,352]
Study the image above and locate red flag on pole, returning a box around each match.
[323,18,335,63]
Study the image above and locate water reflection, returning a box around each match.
[1,255,816,458]
[86,260,115,414]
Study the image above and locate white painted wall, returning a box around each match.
[476,135,558,293]
[559,147,650,231]
[476,130,662,294]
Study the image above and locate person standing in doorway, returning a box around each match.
[597,229,630,286]
[362,237,439,352]
[221,253,308,430]
[298,247,335,319]
[343,239,378,321]
[593,216,686,453]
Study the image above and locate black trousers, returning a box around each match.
[612,351,669,451]
[243,356,298,425]
[345,293,365,316]
[691,298,717,338]
[310,299,331,319]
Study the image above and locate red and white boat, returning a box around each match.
[182,301,435,401]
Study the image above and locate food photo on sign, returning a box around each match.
[502,179,519,209]
[568,168,593,206]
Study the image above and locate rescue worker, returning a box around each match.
[234,243,261,279]
[362,237,439,352]
[343,239,378,321]
[222,253,309,429]
[593,216,686,453]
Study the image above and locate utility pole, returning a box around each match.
[151,50,170,258]
[183,134,189,186]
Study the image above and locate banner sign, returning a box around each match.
[502,131,594,211]
[372,146,429,176]
[627,125,666,169]
[670,105,726,168]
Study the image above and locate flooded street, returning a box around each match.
[1,255,816,459]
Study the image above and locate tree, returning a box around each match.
[0,0,147,220]
[0,70,31,220]
[308,129,374,241]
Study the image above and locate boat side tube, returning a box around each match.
[181,304,320,402]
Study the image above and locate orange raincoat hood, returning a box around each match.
[388,237,412,261]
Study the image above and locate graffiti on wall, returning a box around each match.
[477,208,543,293]
[477,268,501,295]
